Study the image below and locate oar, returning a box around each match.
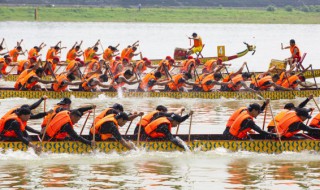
[93,107,96,143]
[269,103,283,148]
[310,64,318,89]
[262,105,268,130]
[306,109,313,126]
[4,39,9,53]
[41,114,53,142]
[245,62,259,88]
[313,97,320,112]
[125,120,133,135]
[80,111,92,135]
[136,116,143,145]
[188,113,193,143]
[176,109,184,135]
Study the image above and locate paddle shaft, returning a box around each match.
[310,64,318,90]
[262,105,268,130]
[268,103,283,145]
[176,110,184,135]
[41,114,53,142]
[80,111,91,135]
[313,97,320,112]
[137,116,143,145]
[125,120,133,135]
[188,114,193,143]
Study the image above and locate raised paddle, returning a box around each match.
[310,64,318,90]
[80,111,92,135]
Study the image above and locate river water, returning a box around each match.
[1,22,320,189]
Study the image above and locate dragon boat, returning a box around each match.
[1,134,319,154]
[0,88,318,100]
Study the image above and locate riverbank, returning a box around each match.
[0,6,320,24]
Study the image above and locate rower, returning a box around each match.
[85,56,101,73]
[89,112,137,150]
[220,63,246,90]
[267,94,313,132]
[202,58,222,74]
[46,43,61,61]
[120,41,139,60]
[282,39,301,65]
[0,38,8,56]
[0,108,41,153]
[164,72,196,92]
[9,46,24,62]
[133,57,157,75]
[193,73,230,92]
[123,46,140,62]
[225,103,276,140]
[251,74,292,91]
[94,103,124,124]
[137,71,171,92]
[308,111,320,136]
[18,68,56,91]
[187,33,203,56]
[44,56,63,76]
[103,45,118,62]
[17,56,37,74]
[133,105,185,138]
[221,72,256,93]
[277,108,320,139]
[28,43,45,59]
[44,109,96,146]
[0,55,13,76]
[144,111,193,151]
[281,73,315,90]
[110,56,125,76]
[180,56,199,73]
[109,69,141,92]
[52,72,82,92]
[223,99,269,136]
[158,58,178,76]
[80,73,110,92]
[66,41,83,63]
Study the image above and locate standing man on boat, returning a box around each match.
[144,111,193,151]
[89,112,137,150]
[187,33,203,56]
[0,107,42,153]
[282,39,301,65]
[224,103,277,140]
[44,109,96,146]
[277,108,320,139]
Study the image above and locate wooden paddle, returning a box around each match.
[262,105,268,130]
[188,113,193,143]
[244,62,259,88]
[313,97,320,112]
[41,113,53,142]
[268,103,283,148]
[136,116,143,145]
[125,120,133,135]
[92,107,96,143]
[80,111,92,135]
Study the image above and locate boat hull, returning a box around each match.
[1,139,319,154]
[0,89,318,100]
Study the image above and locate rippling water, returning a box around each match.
[1,22,320,189]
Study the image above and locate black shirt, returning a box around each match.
[153,124,185,150]
[58,123,92,145]
[98,121,122,141]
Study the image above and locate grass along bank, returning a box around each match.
[0,6,319,24]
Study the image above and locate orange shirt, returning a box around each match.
[9,48,19,62]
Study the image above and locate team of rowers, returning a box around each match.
[1,94,320,154]
[0,37,316,92]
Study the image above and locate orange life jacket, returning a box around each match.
[0,107,19,130]
[94,108,112,124]
[121,48,128,59]
[86,60,100,73]
[144,117,172,138]
[281,75,299,89]
[14,69,31,89]
[45,59,57,75]
[223,72,234,83]
[277,112,303,138]
[200,74,215,92]
[227,74,243,91]
[167,74,184,91]
[310,113,320,128]
[81,73,100,91]
[46,111,73,140]
[229,111,254,139]
[9,48,19,62]
[268,109,290,128]
[46,48,57,60]
[181,59,195,73]
[123,48,134,60]
[226,107,248,128]
[256,76,273,90]
[0,57,8,74]
[134,60,147,73]
[111,72,125,90]
[28,48,38,59]
[83,48,91,62]
[19,71,38,90]
[66,49,77,62]
[138,72,157,91]
[0,114,26,138]
[41,105,61,128]
[290,45,301,60]
[103,48,113,61]
[91,114,118,140]
[111,60,123,75]
[194,36,202,47]
[203,59,216,72]
[137,111,159,128]
[66,60,77,72]
[17,60,30,74]
[52,73,69,92]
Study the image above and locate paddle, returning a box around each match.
[93,107,96,143]
[125,120,133,135]
[244,62,259,88]
[313,97,320,112]
[4,38,9,53]
[136,115,143,145]
[41,113,53,142]
[268,103,283,148]
[176,109,184,135]
[188,112,193,143]
[310,64,318,90]
[79,111,92,135]
[262,105,268,130]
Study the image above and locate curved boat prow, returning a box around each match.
[221,42,256,61]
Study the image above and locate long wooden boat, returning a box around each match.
[1,134,319,154]
[0,88,318,100]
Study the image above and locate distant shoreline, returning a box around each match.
[0,6,319,24]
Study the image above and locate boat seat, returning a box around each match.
[297,52,307,70]
[195,44,205,59]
